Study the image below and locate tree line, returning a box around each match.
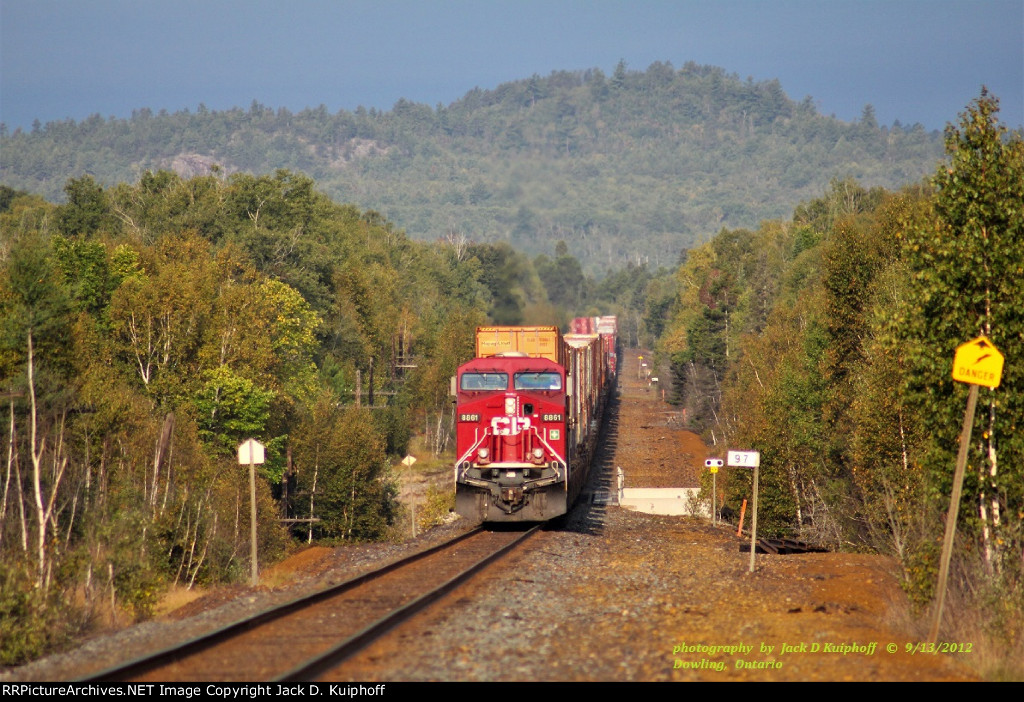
[656,92,1022,669]
[0,61,944,273]
[0,167,664,664]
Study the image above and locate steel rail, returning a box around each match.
[275,523,543,681]
[81,526,486,682]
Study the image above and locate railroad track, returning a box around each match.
[83,525,542,682]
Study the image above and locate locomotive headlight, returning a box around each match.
[504,397,516,415]
[532,448,544,459]
[478,448,489,459]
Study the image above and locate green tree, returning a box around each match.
[292,396,396,540]
[611,59,628,90]
[723,287,831,539]
[847,259,926,567]
[0,234,75,587]
[194,365,275,458]
[535,243,588,315]
[0,185,27,213]
[108,233,218,402]
[467,242,539,324]
[51,235,114,320]
[207,277,320,400]
[56,176,116,238]
[902,89,1024,577]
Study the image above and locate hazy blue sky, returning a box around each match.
[2,0,1022,132]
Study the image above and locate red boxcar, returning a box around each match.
[598,316,619,377]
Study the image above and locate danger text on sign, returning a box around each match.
[952,336,1003,389]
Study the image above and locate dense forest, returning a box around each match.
[0,61,944,272]
[657,92,1022,670]
[0,165,666,663]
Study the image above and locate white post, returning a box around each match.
[749,464,759,574]
[727,451,761,573]
[249,452,258,587]
[238,439,265,588]
[712,470,717,526]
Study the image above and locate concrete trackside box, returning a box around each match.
[475,326,564,365]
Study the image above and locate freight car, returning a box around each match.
[570,316,620,377]
[453,324,616,522]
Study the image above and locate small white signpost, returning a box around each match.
[238,438,265,587]
[403,454,418,537]
[727,450,760,468]
[728,450,761,572]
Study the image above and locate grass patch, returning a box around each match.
[0,562,85,666]
[418,483,457,531]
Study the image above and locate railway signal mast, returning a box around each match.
[704,458,723,525]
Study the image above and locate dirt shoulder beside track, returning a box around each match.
[538,347,978,681]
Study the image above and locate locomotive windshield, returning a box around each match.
[460,372,509,391]
[513,372,562,391]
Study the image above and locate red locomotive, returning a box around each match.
[454,323,616,522]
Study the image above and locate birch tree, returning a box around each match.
[1,235,74,588]
[902,90,1024,577]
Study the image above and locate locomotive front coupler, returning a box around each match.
[500,486,525,507]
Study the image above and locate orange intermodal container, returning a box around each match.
[475,326,565,365]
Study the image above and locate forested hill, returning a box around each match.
[1,61,944,271]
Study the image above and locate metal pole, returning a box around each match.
[929,383,979,643]
[712,471,717,526]
[250,453,258,587]
[748,465,759,573]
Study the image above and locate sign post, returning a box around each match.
[704,459,723,525]
[929,336,1004,643]
[238,438,265,588]
[728,450,761,573]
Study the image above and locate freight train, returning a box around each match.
[453,320,618,522]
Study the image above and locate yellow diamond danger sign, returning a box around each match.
[952,336,1004,389]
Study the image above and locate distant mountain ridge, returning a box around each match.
[0,61,944,271]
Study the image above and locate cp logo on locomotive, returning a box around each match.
[490,416,532,435]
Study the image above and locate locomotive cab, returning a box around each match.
[454,355,569,522]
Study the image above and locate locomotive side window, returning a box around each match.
[513,372,562,390]
[460,372,509,391]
